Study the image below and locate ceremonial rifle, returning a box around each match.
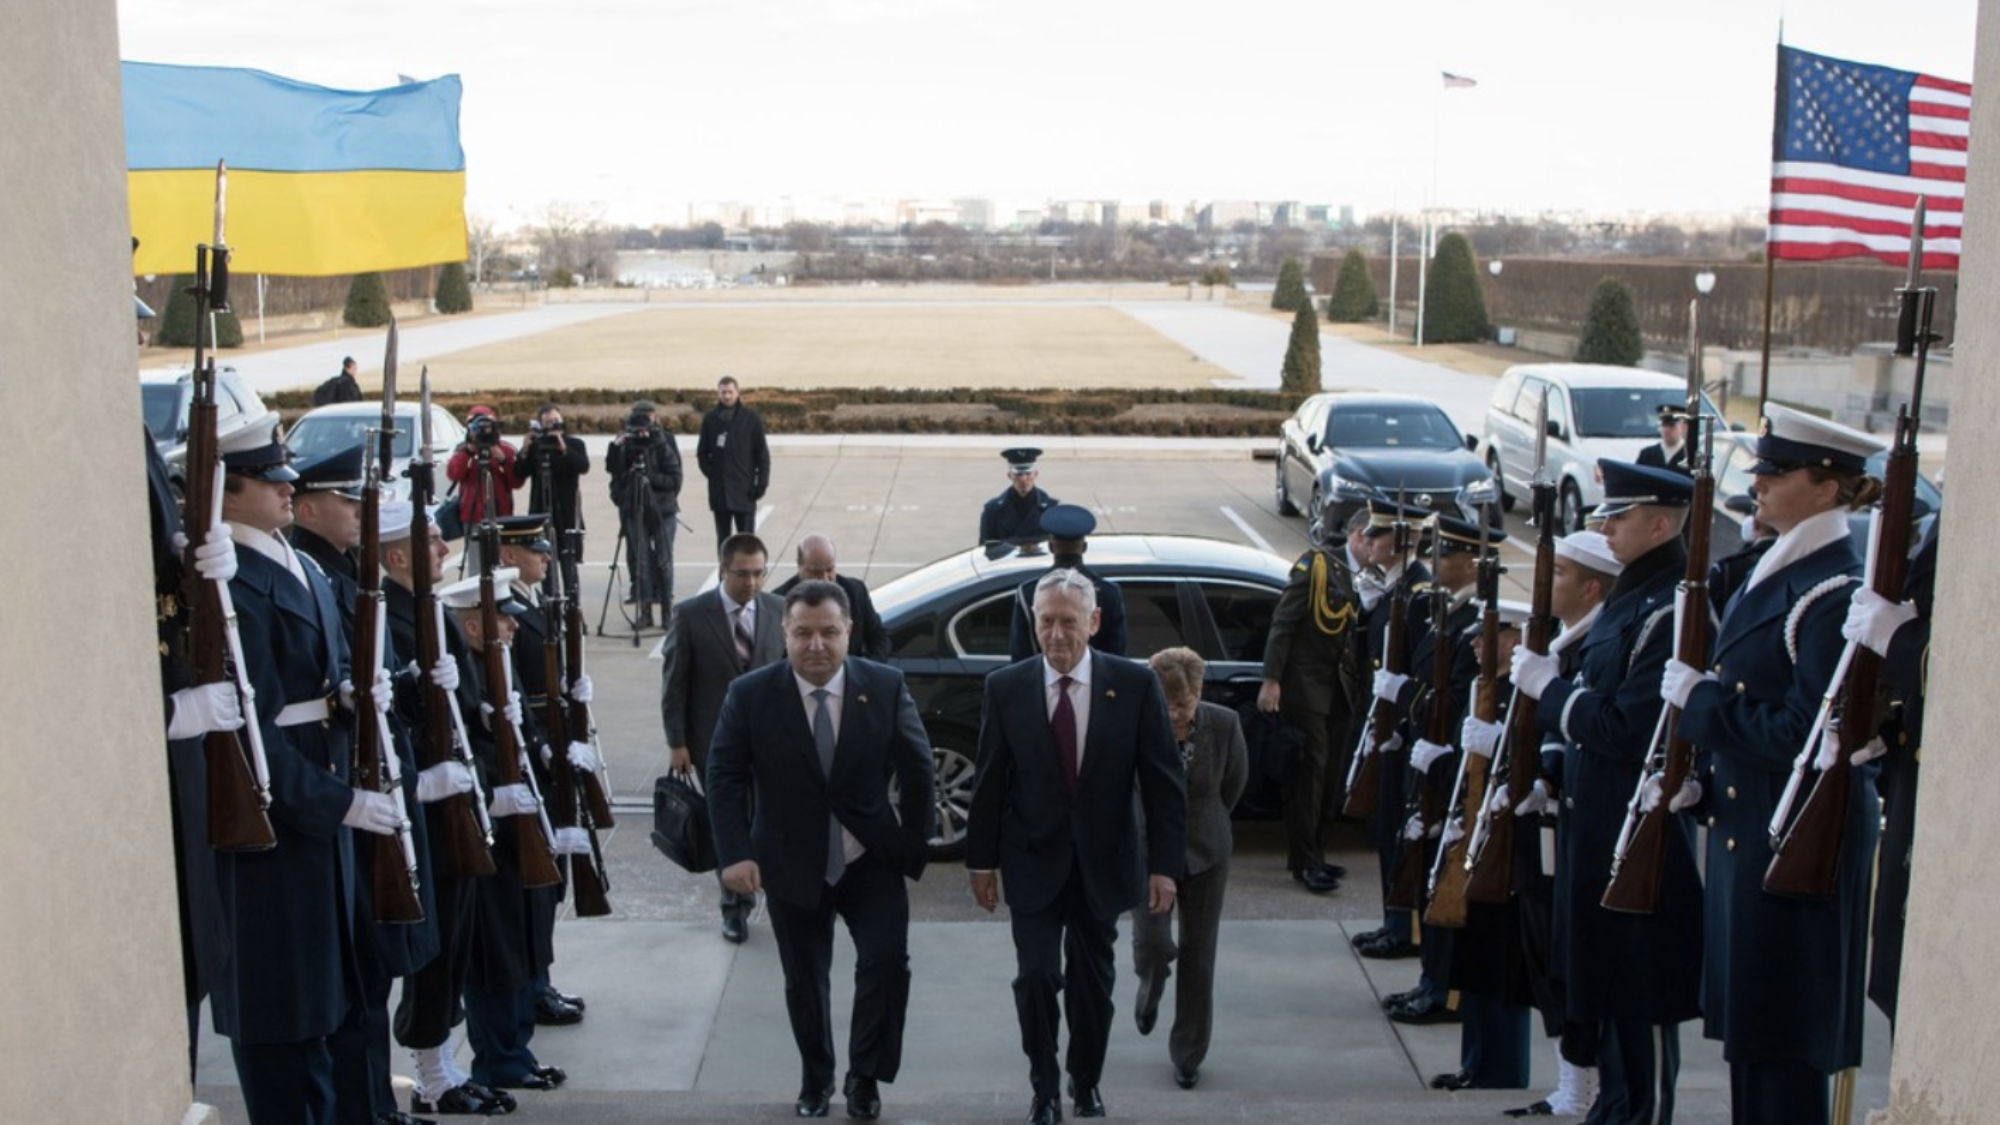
[478,446,564,889]
[1341,502,1415,819]
[180,160,274,851]
[537,442,616,829]
[1602,304,1714,914]
[535,503,611,917]
[1387,516,1452,911]
[1765,210,1932,899]
[409,369,496,878]
[1424,509,1501,928]
[354,335,424,921]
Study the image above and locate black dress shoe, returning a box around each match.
[1386,994,1460,1025]
[1292,866,1341,894]
[796,1084,834,1118]
[534,993,583,1026]
[1349,925,1391,948]
[1073,1086,1105,1118]
[1429,1069,1473,1090]
[459,1084,515,1113]
[542,984,586,1011]
[721,912,748,943]
[842,1074,881,1120]
[1381,986,1425,1010]
[1358,933,1419,959]
[1133,971,1166,1035]
[1173,1064,1200,1090]
[378,1111,439,1125]
[410,1085,508,1116]
[1503,1099,1557,1117]
[1027,1096,1062,1125]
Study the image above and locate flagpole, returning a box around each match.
[1757,37,1785,417]
[1388,213,1400,337]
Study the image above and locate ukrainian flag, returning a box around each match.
[124,62,467,277]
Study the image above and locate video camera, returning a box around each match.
[528,417,564,452]
[625,410,656,439]
[467,414,502,450]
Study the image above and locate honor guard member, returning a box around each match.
[1370,513,1486,1027]
[1635,405,1692,472]
[379,504,517,1117]
[979,447,1060,544]
[289,447,446,1125]
[442,570,571,1098]
[214,416,395,1125]
[1008,503,1129,660]
[1349,500,1433,958]
[1665,408,1880,1125]
[496,515,596,1026]
[1512,462,1705,1125]
[1256,504,1364,895]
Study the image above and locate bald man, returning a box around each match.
[773,533,890,662]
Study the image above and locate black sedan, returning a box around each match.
[1274,392,1498,540]
[875,534,1294,861]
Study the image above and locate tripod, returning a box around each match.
[596,442,670,645]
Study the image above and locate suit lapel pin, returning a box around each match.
[1104,689,1116,699]
[857,694,869,704]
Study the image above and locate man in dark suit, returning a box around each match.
[708,580,937,1120]
[696,376,771,546]
[967,568,1188,1125]
[773,533,890,661]
[661,532,786,941]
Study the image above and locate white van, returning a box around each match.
[1478,364,1725,532]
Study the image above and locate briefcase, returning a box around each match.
[651,770,717,873]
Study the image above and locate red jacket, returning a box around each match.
[445,440,526,526]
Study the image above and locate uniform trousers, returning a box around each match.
[464,982,540,1086]
[1281,707,1346,873]
[1457,993,1532,1088]
[1727,1059,1823,1125]
[394,874,475,1050]
[1010,862,1119,1100]
[1587,1018,1680,1125]
[233,1035,338,1125]
[1130,856,1229,1068]
[766,853,913,1092]
[330,947,400,1123]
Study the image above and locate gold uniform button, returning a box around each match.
[1736,682,1747,694]
[1712,664,1722,673]
[1726,786,1738,800]
[1706,817,1717,828]
[1726,838,1737,851]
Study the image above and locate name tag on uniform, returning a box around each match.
[717,433,728,448]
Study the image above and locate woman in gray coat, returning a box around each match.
[1131,647,1249,1090]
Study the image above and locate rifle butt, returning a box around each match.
[1385,846,1424,911]
[1764,764,1851,900]
[204,731,275,851]
[1463,814,1514,905]
[1342,752,1382,820]
[516,814,564,889]
[1423,844,1471,929]
[581,773,617,827]
[436,797,498,879]
[371,835,426,924]
[1599,811,1666,915]
[571,851,613,918]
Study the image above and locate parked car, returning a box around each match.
[1274,393,1498,541]
[139,366,267,500]
[875,534,1294,861]
[1479,364,1727,533]
[283,401,469,501]
[1706,429,1941,557]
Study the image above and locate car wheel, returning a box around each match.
[1559,480,1585,534]
[895,732,977,863]
[1275,453,1300,516]
[1486,453,1515,512]
[1306,482,1326,543]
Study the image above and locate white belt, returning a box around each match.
[275,698,332,727]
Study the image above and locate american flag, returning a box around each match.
[1768,45,1969,270]
[1442,72,1477,89]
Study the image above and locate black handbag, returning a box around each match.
[651,770,716,873]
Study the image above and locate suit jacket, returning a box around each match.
[659,588,786,761]
[1180,702,1249,876]
[965,651,1188,920]
[707,658,937,909]
[773,572,891,662]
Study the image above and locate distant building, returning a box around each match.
[953,197,996,230]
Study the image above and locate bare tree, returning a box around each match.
[531,202,617,286]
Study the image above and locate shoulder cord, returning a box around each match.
[1784,575,1862,665]
[1309,552,1355,637]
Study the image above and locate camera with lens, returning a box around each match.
[625,410,656,439]
[528,417,563,451]
[467,415,501,449]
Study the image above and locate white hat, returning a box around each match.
[1554,530,1624,576]
[438,569,526,615]
[379,500,415,540]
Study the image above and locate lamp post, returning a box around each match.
[1488,260,1504,343]
[1692,266,1718,413]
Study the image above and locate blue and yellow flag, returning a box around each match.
[124,62,467,277]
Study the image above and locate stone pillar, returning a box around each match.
[0,3,214,1122]
[1876,8,2000,1125]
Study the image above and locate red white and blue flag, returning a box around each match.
[1768,45,1969,270]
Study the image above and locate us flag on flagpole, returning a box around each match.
[1768,45,1969,269]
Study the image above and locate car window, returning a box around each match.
[888,612,939,659]
[140,383,184,442]
[1324,405,1462,450]
[1117,580,1187,660]
[1512,379,1547,423]
[949,590,1018,658]
[286,416,373,461]
[1492,370,1522,414]
[1715,439,1758,501]
[1544,386,1572,436]
[1570,387,1690,438]
[1199,581,1281,662]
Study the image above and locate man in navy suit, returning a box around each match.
[707,580,937,1121]
[967,568,1188,1125]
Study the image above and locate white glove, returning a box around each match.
[343,789,404,836]
[488,783,539,818]
[167,682,244,740]
[340,676,393,716]
[1373,669,1410,704]
[1379,732,1406,755]
[566,741,599,773]
[1441,818,1466,848]
[191,524,238,583]
[568,673,593,703]
[1510,647,1559,700]
[505,690,523,728]
[415,760,476,804]
[1638,772,1703,814]
[1487,782,1513,815]
[1740,513,1761,546]
[553,826,593,855]
[1842,588,1917,658]
[1851,736,1889,768]
[1660,659,1714,711]
[1411,738,1452,772]
[1402,813,1441,842]
[1513,780,1558,817]
[429,656,461,693]
[1460,717,1503,761]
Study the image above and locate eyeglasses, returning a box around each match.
[725,567,768,579]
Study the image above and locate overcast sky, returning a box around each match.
[116,0,1979,229]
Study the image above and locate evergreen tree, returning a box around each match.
[155,274,244,348]
[1325,249,1379,322]
[1280,302,1322,394]
[1420,232,1489,344]
[1271,256,1308,312]
[343,272,393,328]
[1574,277,1646,366]
[1199,264,1233,289]
[435,262,473,314]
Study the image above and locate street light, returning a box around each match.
[1487,260,1506,343]
[1691,266,1718,412]
[1694,267,1716,296]
[1488,260,1503,277]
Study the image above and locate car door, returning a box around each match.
[1499,377,1542,489]
[1285,396,1328,504]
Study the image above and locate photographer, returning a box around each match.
[444,404,524,529]
[606,399,682,628]
[518,403,592,593]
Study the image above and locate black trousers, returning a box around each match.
[394,874,475,1050]
[713,508,755,546]
[1281,706,1349,873]
[329,952,397,1124]
[1587,1018,1681,1125]
[1008,862,1119,1100]
[1727,1058,1823,1125]
[233,1034,337,1125]
[765,854,913,1091]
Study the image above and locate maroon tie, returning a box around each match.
[1052,675,1079,793]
